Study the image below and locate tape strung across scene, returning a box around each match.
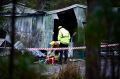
[27,46,86,51]
[0,44,119,51]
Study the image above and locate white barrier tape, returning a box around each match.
[27,46,86,51]
[101,44,118,47]
[27,44,119,51]
[0,44,119,50]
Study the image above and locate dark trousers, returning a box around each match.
[59,43,68,63]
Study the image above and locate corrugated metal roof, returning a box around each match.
[0,12,46,16]
[0,3,46,16]
[46,4,87,14]
[2,3,36,13]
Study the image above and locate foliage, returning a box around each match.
[0,5,5,29]
[16,0,86,10]
[1,0,87,11]
[74,26,85,46]
[85,0,120,79]
[0,50,47,79]
[45,0,86,10]
[0,16,5,29]
[85,10,107,46]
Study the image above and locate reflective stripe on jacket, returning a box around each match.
[58,28,70,44]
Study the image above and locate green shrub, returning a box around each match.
[0,50,47,79]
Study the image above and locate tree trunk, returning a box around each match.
[85,0,101,79]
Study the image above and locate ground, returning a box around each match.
[43,59,85,78]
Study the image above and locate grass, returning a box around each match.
[49,62,82,79]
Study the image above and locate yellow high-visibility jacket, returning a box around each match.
[58,28,70,44]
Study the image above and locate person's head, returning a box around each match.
[58,26,62,30]
[50,41,55,46]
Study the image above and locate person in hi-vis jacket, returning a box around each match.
[57,26,70,64]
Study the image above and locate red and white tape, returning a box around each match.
[27,44,118,51]
[0,44,119,51]
[27,46,86,51]
[101,44,118,47]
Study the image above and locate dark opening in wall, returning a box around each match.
[0,29,6,38]
[53,9,77,41]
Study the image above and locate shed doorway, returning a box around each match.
[53,9,77,41]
